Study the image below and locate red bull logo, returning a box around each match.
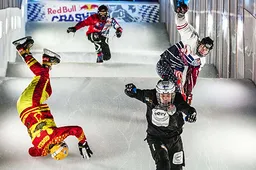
[47,5,77,14]
[80,4,98,11]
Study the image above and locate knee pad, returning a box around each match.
[103,51,111,60]
[172,151,184,165]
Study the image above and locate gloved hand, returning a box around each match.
[124,83,137,97]
[115,27,122,38]
[67,27,76,33]
[187,94,193,105]
[185,111,197,123]
[176,3,188,17]
[78,141,93,159]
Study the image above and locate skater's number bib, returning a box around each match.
[152,109,169,127]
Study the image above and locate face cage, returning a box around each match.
[51,142,68,158]
[156,92,176,108]
[98,11,108,20]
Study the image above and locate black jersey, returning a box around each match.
[132,89,196,138]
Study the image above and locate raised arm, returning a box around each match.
[174,2,199,46]
[124,83,155,104]
[176,14,198,42]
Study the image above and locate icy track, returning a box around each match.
[0,77,256,170]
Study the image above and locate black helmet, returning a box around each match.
[200,37,214,50]
[98,5,108,12]
[98,5,108,20]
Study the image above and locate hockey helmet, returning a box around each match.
[98,5,108,20]
[50,141,69,160]
[156,80,176,107]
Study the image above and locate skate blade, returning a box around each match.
[96,60,103,63]
[12,36,32,45]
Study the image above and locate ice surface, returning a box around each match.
[25,22,170,65]
[0,77,256,170]
[1,13,255,170]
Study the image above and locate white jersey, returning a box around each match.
[101,17,121,37]
[175,14,206,67]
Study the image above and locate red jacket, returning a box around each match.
[74,13,122,36]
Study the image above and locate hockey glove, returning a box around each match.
[67,27,76,33]
[187,94,193,105]
[185,111,197,123]
[78,141,93,159]
[176,3,188,17]
[124,83,137,97]
[115,27,122,38]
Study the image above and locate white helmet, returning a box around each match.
[156,80,176,107]
[156,80,175,94]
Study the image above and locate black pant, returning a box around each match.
[147,135,185,170]
[88,32,111,61]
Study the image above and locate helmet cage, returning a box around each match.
[156,80,176,107]
[51,142,68,160]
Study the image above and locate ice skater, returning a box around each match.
[124,80,197,170]
[156,0,214,105]
[12,36,93,160]
[67,5,123,63]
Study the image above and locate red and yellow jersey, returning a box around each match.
[16,55,87,157]
[19,104,86,157]
[28,125,86,157]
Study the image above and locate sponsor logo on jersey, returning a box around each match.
[152,108,169,127]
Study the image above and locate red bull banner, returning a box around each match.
[27,1,159,23]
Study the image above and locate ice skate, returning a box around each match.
[12,36,34,57]
[42,48,61,68]
[96,52,103,63]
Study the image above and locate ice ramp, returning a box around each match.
[6,62,218,78]
[24,22,170,64]
[0,77,256,170]
[7,22,219,78]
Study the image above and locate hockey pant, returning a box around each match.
[17,54,52,116]
[183,66,199,96]
[88,32,111,60]
[147,135,185,170]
